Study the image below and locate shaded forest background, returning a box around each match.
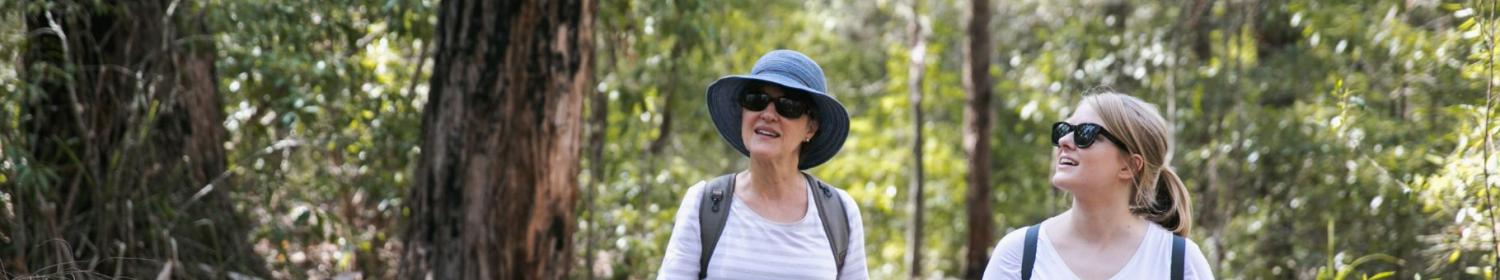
[1,0,1500,279]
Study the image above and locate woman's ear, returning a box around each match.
[1118,154,1144,180]
[805,120,819,142]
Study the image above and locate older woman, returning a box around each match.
[657,50,868,279]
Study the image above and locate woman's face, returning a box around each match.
[1051,103,1132,192]
[741,85,817,163]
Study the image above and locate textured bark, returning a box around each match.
[962,0,995,278]
[399,0,593,278]
[9,0,267,278]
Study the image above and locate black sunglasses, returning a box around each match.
[741,88,814,119]
[1051,122,1128,152]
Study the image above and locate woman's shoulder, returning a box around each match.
[1143,223,1216,280]
[685,177,710,196]
[678,173,748,208]
[980,224,1039,280]
[1144,222,1204,251]
[683,173,739,199]
[1173,231,1215,280]
[1185,241,1214,280]
[826,186,856,205]
[813,181,864,221]
[802,174,853,203]
[672,176,721,216]
[995,223,1036,257]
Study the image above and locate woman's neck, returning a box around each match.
[1063,184,1147,243]
[743,156,805,200]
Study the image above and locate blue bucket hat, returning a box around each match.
[707,50,850,170]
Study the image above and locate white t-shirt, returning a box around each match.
[657,179,869,280]
[982,220,1215,280]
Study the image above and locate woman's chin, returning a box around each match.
[1050,175,1079,191]
[746,146,785,160]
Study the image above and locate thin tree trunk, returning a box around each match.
[1184,0,1215,60]
[582,25,616,280]
[10,0,267,278]
[399,0,594,278]
[962,0,995,278]
[1482,1,1499,273]
[906,0,927,277]
[648,74,674,155]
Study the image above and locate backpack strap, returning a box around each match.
[806,172,850,277]
[1020,223,1188,280]
[1021,225,1040,280]
[697,174,736,279]
[1171,235,1186,280]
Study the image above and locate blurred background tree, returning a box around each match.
[4,0,266,278]
[1,0,1499,279]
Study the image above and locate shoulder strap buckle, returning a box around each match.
[697,174,736,279]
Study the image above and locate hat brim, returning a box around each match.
[707,75,850,170]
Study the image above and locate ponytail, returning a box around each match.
[1149,167,1192,236]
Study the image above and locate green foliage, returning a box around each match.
[1315,220,1402,280]
[3,0,1500,278]
[203,0,435,277]
[583,0,1500,279]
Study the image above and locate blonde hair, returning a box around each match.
[1081,92,1193,236]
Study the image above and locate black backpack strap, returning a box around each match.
[806,172,850,277]
[1019,224,1185,280]
[1171,235,1186,280]
[697,174,737,279]
[1021,225,1040,280]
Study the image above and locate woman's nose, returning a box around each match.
[758,103,780,122]
[1057,133,1078,150]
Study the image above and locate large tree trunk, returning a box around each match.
[7,0,267,278]
[962,0,995,278]
[398,0,593,278]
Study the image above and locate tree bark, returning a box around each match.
[9,0,267,278]
[907,0,927,277]
[962,0,995,278]
[398,0,593,278]
[582,49,609,280]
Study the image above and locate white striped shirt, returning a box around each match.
[657,180,869,280]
